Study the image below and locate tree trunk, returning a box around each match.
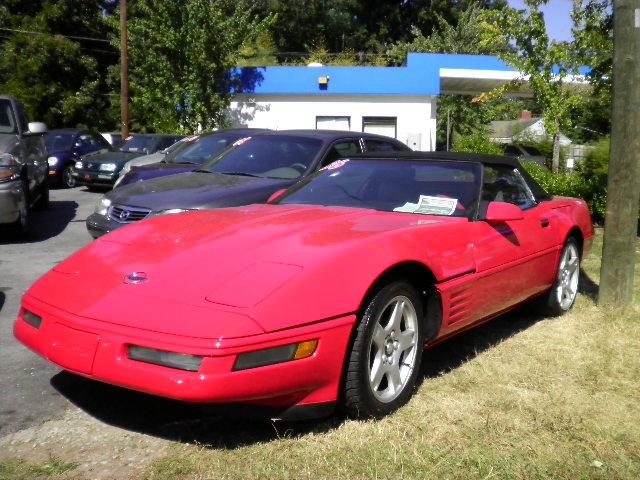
[551,133,561,173]
[599,0,640,307]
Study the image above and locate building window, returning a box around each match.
[362,117,397,139]
[316,116,351,131]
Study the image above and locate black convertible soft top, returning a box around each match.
[353,150,552,202]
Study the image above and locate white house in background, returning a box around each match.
[489,110,572,146]
[227,53,532,151]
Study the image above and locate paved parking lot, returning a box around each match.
[0,186,102,435]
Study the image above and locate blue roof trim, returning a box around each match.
[232,53,517,96]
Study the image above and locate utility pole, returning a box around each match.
[120,0,129,138]
[599,0,640,306]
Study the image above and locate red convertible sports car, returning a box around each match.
[14,152,593,419]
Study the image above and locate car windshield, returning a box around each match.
[199,135,323,179]
[45,131,75,152]
[0,99,17,134]
[275,159,482,217]
[170,133,250,165]
[119,136,157,153]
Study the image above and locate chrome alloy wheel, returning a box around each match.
[367,295,419,403]
[556,242,580,310]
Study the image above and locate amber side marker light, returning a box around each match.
[23,310,42,329]
[233,340,318,371]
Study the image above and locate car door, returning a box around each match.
[470,164,559,319]
[23,133,47,195]
[317,138,362,169]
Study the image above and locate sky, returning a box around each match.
[507,0,574,41]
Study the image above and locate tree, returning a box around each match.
[569,0,612,141]
[0,1,118,129]
[478,0,586,172]
[248,0,507,62]
[387,4,529,149]
[121,0,273,133]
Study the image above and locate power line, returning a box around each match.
[0,27,111,44]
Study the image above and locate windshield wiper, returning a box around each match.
[218,171,263,178]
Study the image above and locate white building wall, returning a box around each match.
[228,94,437,151]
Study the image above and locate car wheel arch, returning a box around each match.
[565,226,584,259]
[356,261,441,342]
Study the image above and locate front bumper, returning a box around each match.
[0,179,23,225]
[14,294,355,408]
[72,168,119,186]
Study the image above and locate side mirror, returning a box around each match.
[267,188,288,203]
[485,201,524,222]
[26,122,48,135]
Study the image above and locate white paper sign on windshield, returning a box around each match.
[393,195,458,216]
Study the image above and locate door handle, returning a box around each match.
[540,218,550,228]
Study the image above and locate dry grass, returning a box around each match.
[143,229,640,480]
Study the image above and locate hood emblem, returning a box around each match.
[118,209,130,221]
[124,272,147,284]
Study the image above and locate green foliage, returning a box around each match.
[478,1,591,171]
[237,32,278,67]
[452,129,504,155]
[524,137,616,223]
[387,3,501,62]
[387,3,529,149]
[0,0,117,130]
[0,456,77,479]
[251,0,507,57]
[122,0,274,133]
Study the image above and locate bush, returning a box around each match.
[525,138,625,225]
[452,129,504,156]
[575,137,610,222]
[524,162,589,201]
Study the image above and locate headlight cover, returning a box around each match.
[74,161,83,169]
[94,197,112,216]
[99,163,117,172]
[47,156,59,166]
[0,153,19,182]
[128,345,203,372]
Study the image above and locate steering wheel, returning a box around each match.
[290,163,308,173]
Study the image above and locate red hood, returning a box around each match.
[28,204,467,336]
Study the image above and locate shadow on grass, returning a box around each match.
[50,272,599,449]
[422,268,599,380]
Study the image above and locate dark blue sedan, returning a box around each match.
[86,130,411,238]
[45,129,112,187]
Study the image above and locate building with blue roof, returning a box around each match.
[227,53,585,150]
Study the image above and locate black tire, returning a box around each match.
[34,179,49,210]
[62,165,76,188]
[541,237,580,316]
[344,281,425,419]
